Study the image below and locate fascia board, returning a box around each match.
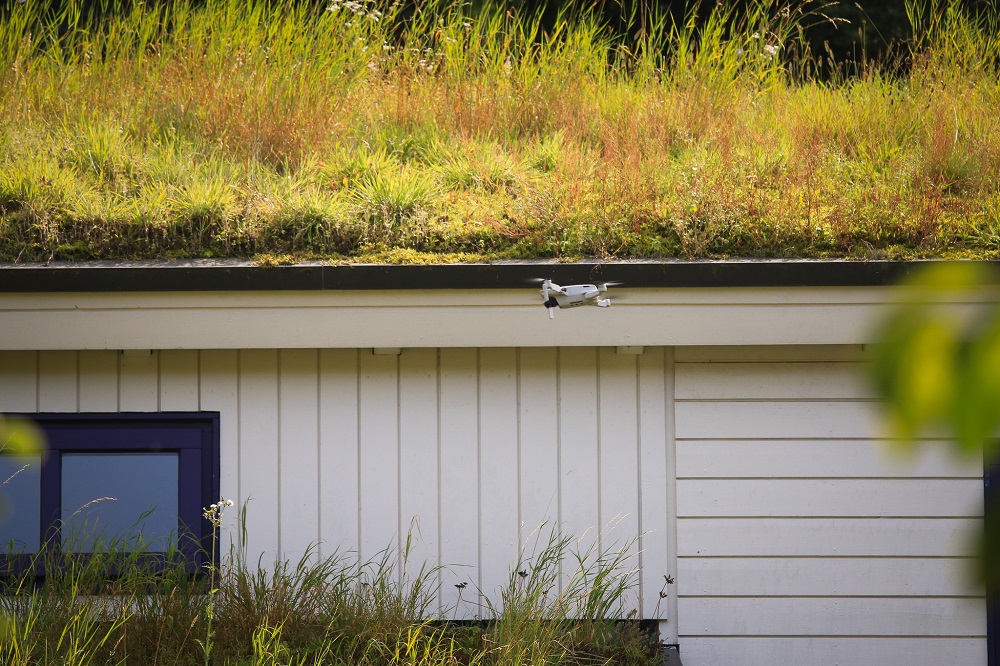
[0,286,991,350]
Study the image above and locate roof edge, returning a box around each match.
[0,259,985,292]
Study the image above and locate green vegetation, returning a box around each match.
[1,0,998,263]
[1,510,659,665]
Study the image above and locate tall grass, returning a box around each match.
[1,0,998,262]
[0,518,659,665]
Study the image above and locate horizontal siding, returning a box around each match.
[677,440,983,478]
[679,637,987,666]
[676,401,885,439]
[677,517,981,557]
[677,557,979,597]
[675,362,874,399]
[677,478,983,517]
[674,349,986,665]
[0,346,671,621]
[678,597,986,636]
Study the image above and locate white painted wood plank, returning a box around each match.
[675,401,886,440]
[38,350,77,412]
[677,597,986,637]
[675,345,868,363]
[0,351,37,412]
[675,362,874,400]
[677,557,982,597]
[397,348,439,604]
[159,350,199,411]
[278,349,320,560]
[677,440,983,479]
[677,479,983,517]
[477,348,520,611]
[678,637,987,666]
[238,349,280,562]
[557,348,600,566]
[318,349,359,560]
[438,348,479,619]
[198,350,239,537]
[78,351,118,412]
[676,518,980,557]
[0,296,906,349]
[518,348,559,552]
[119,350,158,412]
[638,347,670,619]
[1,285,912,311]
[597,347,641,615]
[357,351,399,564]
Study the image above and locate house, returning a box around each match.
[0,259,989,665]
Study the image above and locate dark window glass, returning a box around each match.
[0,454,42,554]
[61,453,179,554]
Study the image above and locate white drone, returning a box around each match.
[538,279,617,318]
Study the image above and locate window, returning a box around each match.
[1,413,219,574]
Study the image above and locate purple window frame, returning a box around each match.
[2,412,219,575]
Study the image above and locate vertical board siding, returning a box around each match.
[78,351,118,412]
[238,350,279,560]
[278,349,320,560]
[317,349,360,560]
[199,350,239,530]
[0,346,671,621]
[438,348,480,616]
[0,351,38,412]
[674,353,987,666]
[477,348,519,608]
[357,352,400,565]
[397,348,439,593]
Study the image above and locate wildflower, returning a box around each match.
[763,44,780,56]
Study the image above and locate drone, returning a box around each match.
[538,279,617,318]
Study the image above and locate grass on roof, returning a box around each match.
[1,0,999,263]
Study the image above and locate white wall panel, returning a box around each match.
[318,349,360,560]
[678,597,985,637]
[677,478,982,517]
[438,348,479,617]
[398,348,439,595]
[477,348,519,608]
[677,557,979,597]
[675,362,873,399]
[38,351,77,412]
[357,351,399,564]
[119,350,158,412]
[674,346,987,662]
[677,440,983,479]
[638,347,671,619]
[518,348,559,552]
[279,349,320,560]
[677,517,979,557]
[557,347,600,567]
[199,350,239,530]
[78,351,118,412]
[238,350,279,560]
[159,350,199,411]
[676,401,885,439]
[679,637,987,666]
[0,351,37,412]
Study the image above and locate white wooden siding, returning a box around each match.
[0,347,672,621]
[1,343,988,661]
[674,347,986,666]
